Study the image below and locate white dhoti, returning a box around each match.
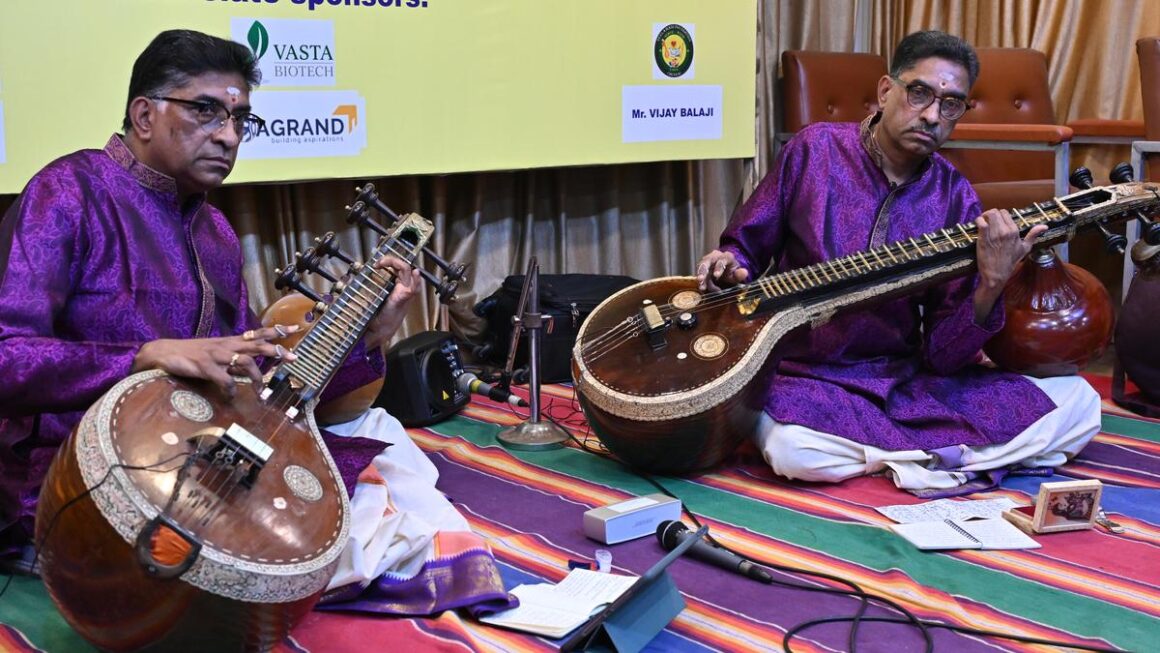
[756,375,1101,491]
[322,407,472,591]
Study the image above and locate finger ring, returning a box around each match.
[243,330,256,341]
[273,324,288,338]
[273,344,286,359]
[229,353,241,368]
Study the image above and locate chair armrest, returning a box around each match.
[1133,140,1160,178]
[948,123,1073,145]
[1066,118,1145,139]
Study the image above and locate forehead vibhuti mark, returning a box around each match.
[904,58,968,93]
[934,73,962,91]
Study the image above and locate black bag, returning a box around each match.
[472,274,639,383]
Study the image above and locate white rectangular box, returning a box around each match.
[583,494,682,544]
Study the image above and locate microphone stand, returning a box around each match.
[496,257,569,451]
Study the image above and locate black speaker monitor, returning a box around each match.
[374,331,469,426]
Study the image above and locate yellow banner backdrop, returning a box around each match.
[0,0,756,194]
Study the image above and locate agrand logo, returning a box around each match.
[232,18,336,87]
[654,24,693,78]
[240,90,367,160]
[251,105,357,142]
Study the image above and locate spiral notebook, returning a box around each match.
[890,518,1040,550]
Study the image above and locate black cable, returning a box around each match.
[643,475,1124,653]
[0,564,12,601]
[0,452,190,603]
[642,476,926,653]
[783,616,1122,653]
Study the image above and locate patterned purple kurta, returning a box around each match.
[722,119,1057,452]
[0,135,382,547]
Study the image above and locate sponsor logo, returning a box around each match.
[653,24,694,79]
[240,90,367,160]
[231,18,336,87]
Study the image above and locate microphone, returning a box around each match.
[656,520,773,584]
[456,371,528,408]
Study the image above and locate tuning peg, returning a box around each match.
[294,247,338,283]
[1108,163,1160,245]
[1069,167,1127,253]
[351,187,469,283]
[430,274,460,304]
[1069,167,1095,190]
[274,266,325,306]
[315,232,359,269]
[422,251,469,282]
[1109,162,1134,184]
[355,183,402,223]
[1098,227,1128,254]
[346,201,390,238]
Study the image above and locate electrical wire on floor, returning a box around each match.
[642,475,1122,653]
[0,453,191,603]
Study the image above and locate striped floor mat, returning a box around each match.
[1,375,1156,652]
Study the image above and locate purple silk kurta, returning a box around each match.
[722,119,1057,452]
[0,135,382,547]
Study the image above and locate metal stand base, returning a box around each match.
[497,420,570,451]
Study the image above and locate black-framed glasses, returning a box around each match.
[889,77,969,121]
[150,96,266,141]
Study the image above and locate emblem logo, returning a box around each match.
[654,24,694,78]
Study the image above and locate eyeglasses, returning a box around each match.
[150,96,265,141]
[889,77,970,121]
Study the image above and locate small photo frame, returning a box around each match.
[1003,480,1102,534]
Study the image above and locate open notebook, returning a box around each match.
[479,569,637,638]
[890,518,1040,550]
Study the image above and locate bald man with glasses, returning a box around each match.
[696,30,1100,495]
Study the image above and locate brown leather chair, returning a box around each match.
[939,48,1073,211]
[944,47,1145,212]
[779,50,886,141]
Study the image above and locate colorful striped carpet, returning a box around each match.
[1,374,1156,652]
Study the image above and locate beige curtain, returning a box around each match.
[214,161,738,345]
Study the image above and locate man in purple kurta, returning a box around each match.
[699,31,1099,492]
[0,30,513,623]
[0,31,408,558]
